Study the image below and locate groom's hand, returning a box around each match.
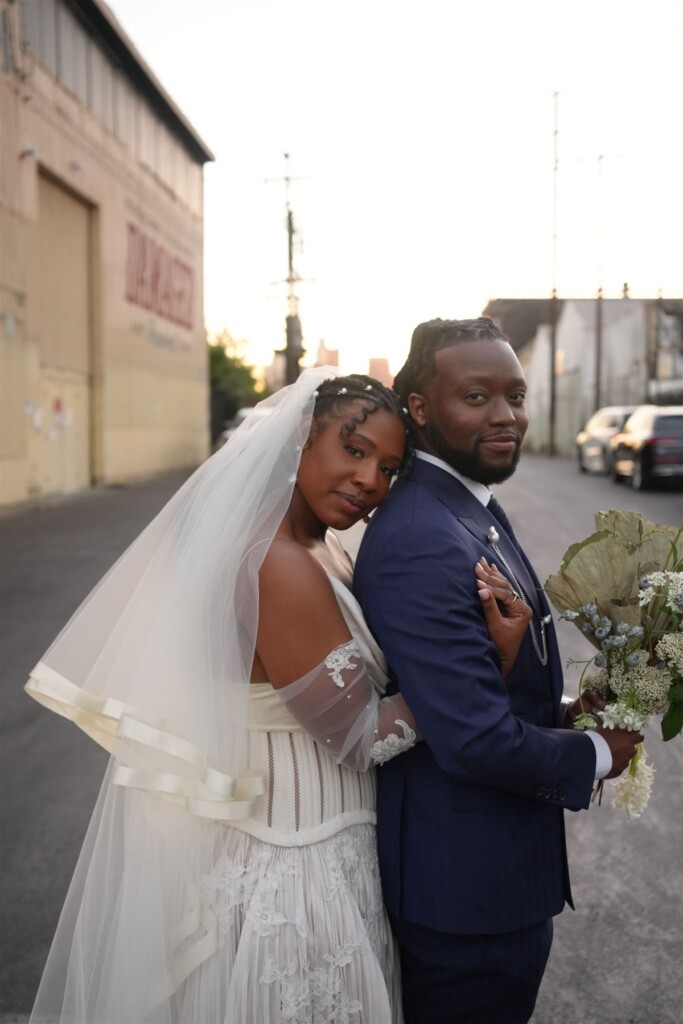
[594,720,644,778]
[563,690,605,729]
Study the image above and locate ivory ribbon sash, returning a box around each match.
[26,664,269,1014]
[25,662,265,820]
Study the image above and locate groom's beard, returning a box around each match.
[424,420,521,486]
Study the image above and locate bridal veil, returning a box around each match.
[25,366,339,1023]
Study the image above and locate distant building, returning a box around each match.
[485,298,683,454]
[368,358,392,387]
[484,298,564,355]
[0,0,213,506]
[263,353,286,394]
[315,340,339,368]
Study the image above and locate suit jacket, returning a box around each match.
[353,458,596,935]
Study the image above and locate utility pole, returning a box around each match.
[594,154,604,411]
[270,153,305,385]
[548,92,559,456]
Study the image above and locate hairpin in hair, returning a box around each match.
[364,384,373,391]
[313,391,319,398]
[337,387,348,395]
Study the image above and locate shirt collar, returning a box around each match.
[414,450,491,507]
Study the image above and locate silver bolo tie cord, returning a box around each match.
[487,525,551,666]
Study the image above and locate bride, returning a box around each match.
[26,367,530,1023]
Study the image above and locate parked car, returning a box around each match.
[575,406,636,474]
[610,405,683,490]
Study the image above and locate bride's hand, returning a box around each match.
[475,557,532,677]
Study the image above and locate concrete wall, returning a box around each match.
[522,300,651,454]
[0,0,210,506]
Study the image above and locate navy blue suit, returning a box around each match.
[353,459,597,1022]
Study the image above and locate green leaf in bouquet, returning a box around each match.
[661,699,683,741]
[544,511,679,638]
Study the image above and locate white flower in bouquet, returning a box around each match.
[656,634,683,675]
[611,747,655,820]
[545,512,683,818]
[639,571,683,613]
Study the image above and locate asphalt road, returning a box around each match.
[1,457,681,1023]
[489,458,682,1024]
[1,472,191,1023]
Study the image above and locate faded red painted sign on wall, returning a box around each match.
[125,223,194,329]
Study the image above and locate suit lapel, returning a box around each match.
[409,460,544,617]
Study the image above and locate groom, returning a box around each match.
[353,318,642,1024]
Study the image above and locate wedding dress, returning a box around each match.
[25,368,413,1024]
[177,578,403,1024]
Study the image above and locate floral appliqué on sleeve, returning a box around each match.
[370,720,417,765]
[325,640,362,687]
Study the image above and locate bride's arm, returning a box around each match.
[257,540,418,770]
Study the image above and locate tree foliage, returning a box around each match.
[208,331,262,404]
[207,331,268,444]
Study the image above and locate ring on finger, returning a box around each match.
[510,592,520,604]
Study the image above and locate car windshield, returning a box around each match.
[654,415,683,435]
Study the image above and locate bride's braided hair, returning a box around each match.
[312,374,414,473]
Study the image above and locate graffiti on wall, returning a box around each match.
[125,223,194,329]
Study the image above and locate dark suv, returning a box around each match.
[610,405,683,490]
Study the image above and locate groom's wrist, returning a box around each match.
[560,695,572,727]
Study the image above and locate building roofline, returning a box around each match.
[484,296,683,353]
[71,0,214,163]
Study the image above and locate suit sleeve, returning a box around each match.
[355,519,596,811]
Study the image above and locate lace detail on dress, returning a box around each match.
[198,825,391,1022]
[260,948,364,1023]
[200,843,301,942]
[324,639,362,688]
[370,719,417,765]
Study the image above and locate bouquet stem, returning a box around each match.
[628,744,642,777]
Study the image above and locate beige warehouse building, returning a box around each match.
[0,0,213,507]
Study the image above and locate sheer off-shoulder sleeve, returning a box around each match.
[277,639,418,771]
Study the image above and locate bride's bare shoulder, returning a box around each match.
[260,537,330,593]
[257,538,350,680]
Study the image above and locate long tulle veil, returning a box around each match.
[26,366,339,1023]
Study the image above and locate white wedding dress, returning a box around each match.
[176,576,402,1024]
[25,370,414,1024]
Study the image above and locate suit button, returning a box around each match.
[559,790,567,801]
[535,786,546,797]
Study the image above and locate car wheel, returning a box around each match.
[632,458,649,491]
[577,448,586,473]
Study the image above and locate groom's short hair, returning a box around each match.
[393,317,508,402]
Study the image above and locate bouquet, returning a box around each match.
[545,511,683,819]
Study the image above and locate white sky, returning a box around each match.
[107,0,683,375]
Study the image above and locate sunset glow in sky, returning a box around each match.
[107,0,683,375]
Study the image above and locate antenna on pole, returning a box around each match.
[266,153,306,385]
